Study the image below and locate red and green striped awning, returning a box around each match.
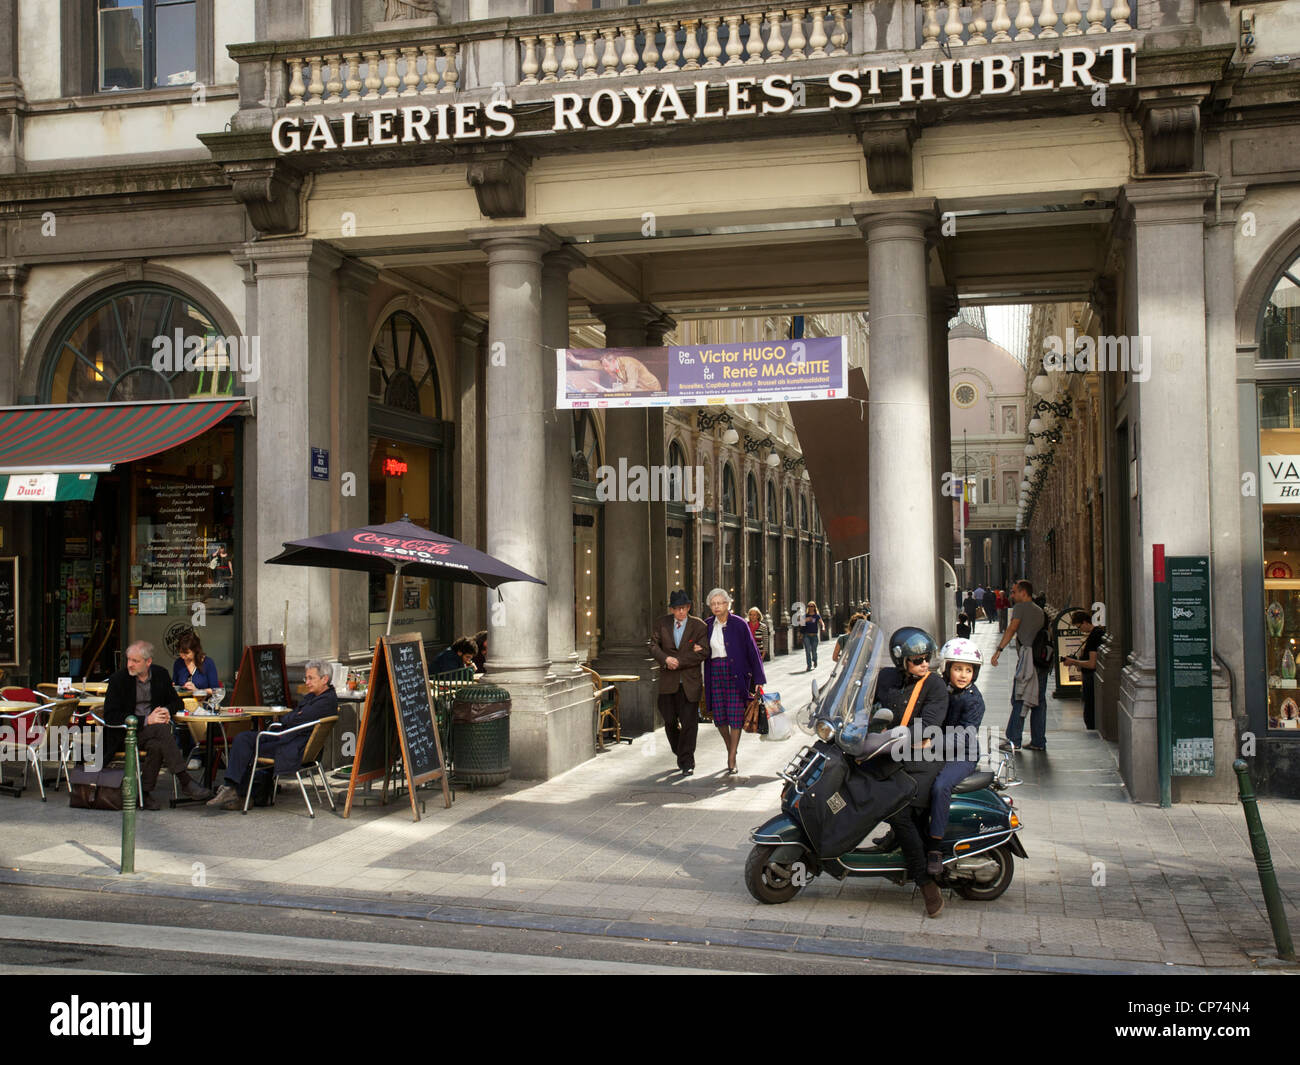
[0,398,243,475]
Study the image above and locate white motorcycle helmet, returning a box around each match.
[939,637,982,685]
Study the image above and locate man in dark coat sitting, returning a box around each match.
[207,659,338,810]
[101,640,212,809]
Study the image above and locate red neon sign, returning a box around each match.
[382,457,408,477]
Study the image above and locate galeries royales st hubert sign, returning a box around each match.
[271,43,1135,154]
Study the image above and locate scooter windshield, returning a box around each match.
[809,619,892,729]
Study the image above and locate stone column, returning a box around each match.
[0,0,25,174]
[591,302,666,734]
[1116,176,1222,802]
[929,285,958,635]
[0,264,27,405]
[241,239,341,660]
[333,257,377,661]
[542,247,585,673]
[468,227,557,687]
[855,200,939,637]
[452,311,487,641]
[647,311,676,612]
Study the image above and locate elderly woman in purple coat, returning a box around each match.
[704,587,766,776]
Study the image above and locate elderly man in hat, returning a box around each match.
[649,589,710,775]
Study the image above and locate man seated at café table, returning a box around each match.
[207,659,338,811]
[102,640,213,809]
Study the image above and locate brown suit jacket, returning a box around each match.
[649,614,710,701]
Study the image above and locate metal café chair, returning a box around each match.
[580,665,630,750]
[0,706,46,799]
[242,716,339,818]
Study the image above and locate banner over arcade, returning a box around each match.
[558,336,847,409]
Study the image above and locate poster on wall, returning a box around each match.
[557,337,847,410]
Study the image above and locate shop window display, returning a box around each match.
[1259,384,1300,730]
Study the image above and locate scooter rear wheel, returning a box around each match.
[745,844,805,904]
[952,844,1015,901]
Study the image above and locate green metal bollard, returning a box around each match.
[1232,759,1295,961]
[121,715,138,875]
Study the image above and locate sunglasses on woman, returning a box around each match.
[907,656,930,666]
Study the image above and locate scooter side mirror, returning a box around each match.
[810,678,819,701]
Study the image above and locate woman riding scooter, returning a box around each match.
[926,638,987,876]
[875,626,950,917]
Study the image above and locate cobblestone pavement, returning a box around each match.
[3,626,1297,971]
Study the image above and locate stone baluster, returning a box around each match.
[745,12,765,63]
[660,20,681,71]
[324,55,343,102]
[560,31,580,80]
[1014,0,1036,39]
[419,44,440,94]
[990,0,1013,41]
[766,11,786,60]
[787,9,808,59]
[724,15,744,65]
[1061,0,1083,34]
[1111,0,1131,30]
[541,34,559,82]
[1038,0,1059,36]
[921,1,942,47]
[619,25,639,75]
[287,57,306,105]
[1085,0,1107,32]
[682,19,702,69]
[945,0,964,46]
[381,49,400,98]
[829,4,849,53]
[440,44,458,92]
[969,1,989,43]
[362,50,381,99]
[702,17,723,67]
[580,30,599,78]
[305,56,324,105]
[642,21,661,71]
[599,27,619,77]
[401,46,420,95]
[343,52,362,101]
[808,6,829,56]
[519,35,539,84]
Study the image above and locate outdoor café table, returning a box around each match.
[596,674,639,747]
[80,682,108,695]
[173,709,283,791]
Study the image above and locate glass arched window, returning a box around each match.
[668,440,687,471]
[800,495,810,530]
[784,488,794,527]
[745,473,758,518]
[721,463,738,515]
[43,284,237,404]
[1260,253,1300,360]
[370,310,441,417]
[766,479,777,523]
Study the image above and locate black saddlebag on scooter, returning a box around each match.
[792,742,919,859]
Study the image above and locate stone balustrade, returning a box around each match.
[516,6,851,85]
[285,42,461,106]
[917,0,1131,48]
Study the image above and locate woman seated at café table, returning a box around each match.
[431,637,477,676]
[172,630,219,691]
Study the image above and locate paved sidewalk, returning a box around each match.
[2,627,1297,972]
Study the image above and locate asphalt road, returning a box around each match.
[0,883,998,975]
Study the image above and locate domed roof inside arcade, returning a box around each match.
[947,307,1029,437]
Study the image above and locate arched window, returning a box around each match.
[369,310,441,417]
[784,488,794,527]
[745,473,758,518]
[721,463,738,515]
[1260,252,1300,360]
[43,283,237,404]
[800,495,809,530]
[572,411,602,481]
[766,479,777,523]
[668,439,687,472]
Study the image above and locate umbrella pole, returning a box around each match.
[386,563,405,635]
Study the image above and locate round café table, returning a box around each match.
[595,674,639,748]
[174,708,287,792]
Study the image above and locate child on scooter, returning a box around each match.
[926,638,987,876]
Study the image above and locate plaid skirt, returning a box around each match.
[705,658,748,728]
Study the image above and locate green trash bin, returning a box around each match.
[451,684,511,788]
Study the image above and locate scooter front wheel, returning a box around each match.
[745,844,807,904]
[952,844,1015,901]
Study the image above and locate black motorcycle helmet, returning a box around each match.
[889,626,938,669]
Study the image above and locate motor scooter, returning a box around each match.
[745,620,1026,905]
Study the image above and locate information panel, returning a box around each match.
[1167,555,1214,776]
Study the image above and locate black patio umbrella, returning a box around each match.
[266,517,544,635]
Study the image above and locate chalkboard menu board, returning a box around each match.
[0,558,17,667]
[1167,556,1214,776]
[230,644,290,707]
[344,633,450,821]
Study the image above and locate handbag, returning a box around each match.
[69,768,125,811]
[742,685,767,734]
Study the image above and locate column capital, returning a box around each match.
[453,310,488,345]
[542,244,587,279]
[239,238,343,280]
[589,302,668,330]
[646,312,676,347]
[467,225,560,263]
[0,263,28,298]
[337,256,380,295]
[1119,175,1217,221]
[852,198,939,239]
[1205,182,1249,228]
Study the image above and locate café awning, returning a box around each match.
[0,398,244,485]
